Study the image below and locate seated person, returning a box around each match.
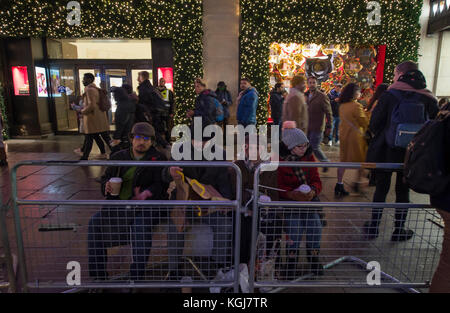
[230,133,280,265]
[164,124,233,269]
[278,121,324,277]
[88,122,168,281]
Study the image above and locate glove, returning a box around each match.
[286,190,315,202]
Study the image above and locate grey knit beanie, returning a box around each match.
[281,121,309,150]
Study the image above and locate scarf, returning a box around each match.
[285,154,308,185]
[388,81,437,101]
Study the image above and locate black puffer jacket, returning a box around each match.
[101,146,168,200]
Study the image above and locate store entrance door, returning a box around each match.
[48,60,152,133]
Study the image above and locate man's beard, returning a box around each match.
[134,145,149,154]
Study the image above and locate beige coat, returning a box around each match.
[81,84,110,134]
[282,87,308,132]
[339,101,370,162]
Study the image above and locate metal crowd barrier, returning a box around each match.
[0,191,16,292]
[8,160,242,292]
[3,160,444,293]
[250,162,443,293]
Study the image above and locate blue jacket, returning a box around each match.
[237,87,258,124]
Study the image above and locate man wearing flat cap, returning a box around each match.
[88,122,169,281]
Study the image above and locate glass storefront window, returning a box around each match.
[78,69,102,94]
[105,69,127,112]
[47,39,152,59]
[11,66,30,96]
[131,69,152,94]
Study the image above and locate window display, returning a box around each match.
[35,66,48,97]
[269,43,379,94]
[11,66,30,96]
[158,67,173,90]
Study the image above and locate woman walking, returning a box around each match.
[335,83,370,197]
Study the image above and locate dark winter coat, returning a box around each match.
[194,89,218,127]
[101,146,168,200]
[216,89,232,119]
[430,105,450,212]
[366,90,439,164]
[113,98,136,141]
[269,90,284,124]
[138,79,165,114]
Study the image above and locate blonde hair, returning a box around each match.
[291,75,306,88]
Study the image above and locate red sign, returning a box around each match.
[157,67,173,90]
[12,66,30,96]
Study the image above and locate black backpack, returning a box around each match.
[404,110,450,196]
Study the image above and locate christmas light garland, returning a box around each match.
[240,0,423,125]
[0,0,203,125]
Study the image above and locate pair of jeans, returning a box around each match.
[328,117,340,142]
[307,131,330,162]
[370,171,410,230]
[284,211,322,253]
[87,207,168,280]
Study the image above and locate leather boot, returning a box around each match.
[334,183,349,197]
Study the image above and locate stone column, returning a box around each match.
[202,0,240,124]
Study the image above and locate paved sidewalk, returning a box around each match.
[0,136,441,293]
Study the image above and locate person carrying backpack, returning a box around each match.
[404,102,450,292]
[137,71,169,145]
[364,62,439,242]
[80,73,111,160]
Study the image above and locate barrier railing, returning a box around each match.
[250,162,442,293]
[0,193,16,292]
[5,160,443,293]
[9,160,242,292]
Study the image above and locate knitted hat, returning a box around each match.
[281,121,309,150]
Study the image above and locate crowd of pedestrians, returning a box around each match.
[2,60,442,291]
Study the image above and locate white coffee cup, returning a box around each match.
[296,184,311,194]
[109,177,123,196]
